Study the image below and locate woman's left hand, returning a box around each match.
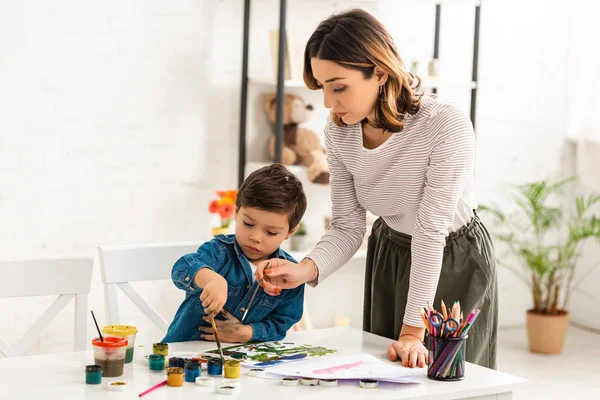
[200,310,252,343]
[388,333,428,368]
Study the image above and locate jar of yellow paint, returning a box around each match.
[224,360,241,379]
[167,367,184,387]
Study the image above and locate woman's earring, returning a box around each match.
[379,85,384,97]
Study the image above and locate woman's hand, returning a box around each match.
[200,310,252,343]
[255,258,318,296]
[388,326,428,368]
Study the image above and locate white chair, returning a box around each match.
[97,242,201,334]
[0,256,94,357]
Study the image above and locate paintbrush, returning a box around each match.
[241,261,270,323]
[90,310,103,342]
[210,317,225,364]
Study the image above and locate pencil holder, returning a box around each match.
[426,334,467,381]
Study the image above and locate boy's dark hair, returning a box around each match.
[236,163,307,231]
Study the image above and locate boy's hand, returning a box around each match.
[200,275,228,319]
[200,310,252,343]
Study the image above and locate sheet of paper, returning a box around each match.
[264,352,426,384]
[203,341,338,368]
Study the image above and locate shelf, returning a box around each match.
[249,78,307,88]
[250,76,476,90]
[239,1,482,185]
[245,161,328,186]
[566,134,600,145]
[421,77,477,90]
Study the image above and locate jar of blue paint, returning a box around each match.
[185,362,201,382]
[85,365,102,384]
[207,358,223,376]
[149,354,165,371]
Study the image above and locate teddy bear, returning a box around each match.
[263,92,330,185]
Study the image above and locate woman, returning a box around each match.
[257,8,497,370]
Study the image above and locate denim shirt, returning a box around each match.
[162,234,304,343]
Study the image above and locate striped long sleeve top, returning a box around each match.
[306,94,477,328]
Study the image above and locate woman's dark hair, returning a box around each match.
[304,8,422,132]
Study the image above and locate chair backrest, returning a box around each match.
[0,256,94,357]
[97,242,201,334]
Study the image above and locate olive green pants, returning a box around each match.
[363,213,498,369]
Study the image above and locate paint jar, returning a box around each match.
[85,365,102,384]
[167,367,184,387]
[91,336,128,378]
[192,357,207,370]
[149,354,165,371]
[101,325,138,363]
[152,342,168,356]
[207,357,223,376]
[169,357,185,369]
[426,334,468,381]
[185,362,201,382]
[224,360,241,379]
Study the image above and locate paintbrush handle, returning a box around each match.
[210,318,225,361]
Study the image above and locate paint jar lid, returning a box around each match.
[91,336,128,348]
[217,384,237,395]
[108,381,127,391]
[300,377,319,386]
[149,354,165,361]
[101,325,138,336]
[280,377,300,386]
[247,368,265,378]
[85,365,102,373]
[319,378,338,387]
[196,377,215,387]
[359,379,379,388]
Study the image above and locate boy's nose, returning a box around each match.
[250,235,261,244]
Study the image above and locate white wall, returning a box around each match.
[564,1,600,331]
[0,0,593,357]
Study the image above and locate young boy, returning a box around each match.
[162,163,308,343]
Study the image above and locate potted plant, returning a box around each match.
[208,190,238,236]
[291,221,308,251]
[480,177,600,354]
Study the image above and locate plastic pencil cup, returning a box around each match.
[426,334,468,381]
[101,325,138,363]
[91,336,128,378]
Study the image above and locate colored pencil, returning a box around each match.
[139,380,167,397]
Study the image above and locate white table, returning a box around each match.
[0,327,526,399]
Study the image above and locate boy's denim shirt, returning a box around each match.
[162,234,304,343]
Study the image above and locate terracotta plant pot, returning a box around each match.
[526,310,570,354]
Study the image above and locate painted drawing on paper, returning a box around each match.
[204,342,337,367]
